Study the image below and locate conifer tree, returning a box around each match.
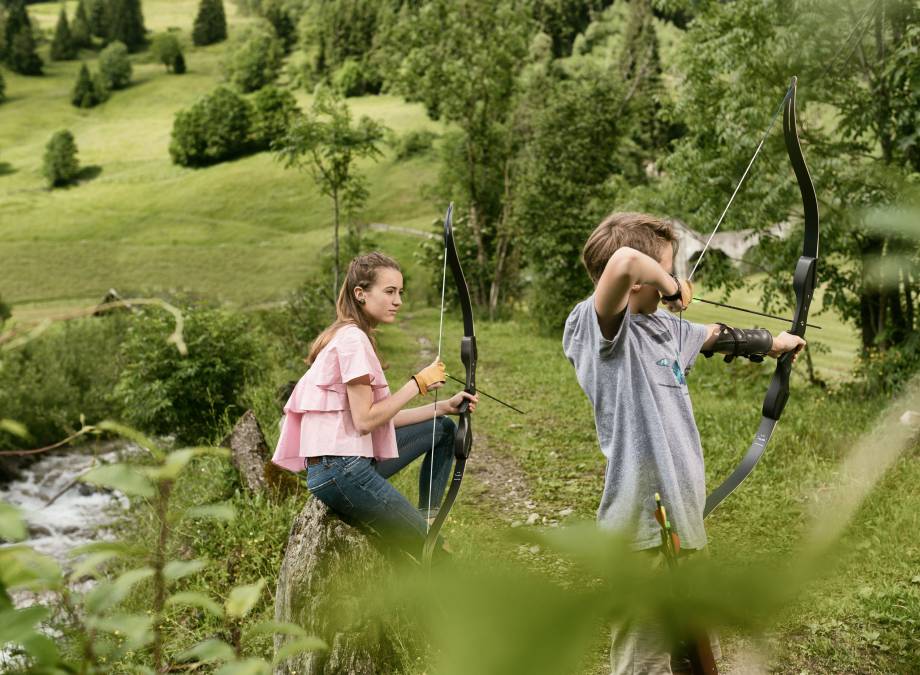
[72,0,93,48]
[4,0,42,75]
[172,50,185,74]
[88,0,107,39]
[72,62,96,107]
[51,8,77,60]
[107,0,145,51]
[0,70,5,102]
[192,0,227,46]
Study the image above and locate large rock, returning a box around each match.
[273,498,398,674]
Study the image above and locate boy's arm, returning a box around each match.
[594,247,683,340]
[700,323,806,361]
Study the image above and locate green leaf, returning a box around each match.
[186,503,236,521]
[69,541,141,557]
[163,559,208,581]
[88,613,153,649]
[95,420,161,458]
[166,591,224,618]
[246,620,307,638]
[213,658,272,675]
[177,638,236,663]
[0,419,31,441]
[81,463,155,498]
[84,567,154,614]
[225,578,265,619]
[69,551,120,580]
[19,631,60,666]
[0,501,27,542]
[272,636,327,664]
[0,547,62,591]
[0,605,49,644]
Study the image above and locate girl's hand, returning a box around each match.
[413,360,446,395]
[439,390,479,415]
[768,331,807,361]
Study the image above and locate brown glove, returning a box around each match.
[413,361,446,396]
[660,274,693,312]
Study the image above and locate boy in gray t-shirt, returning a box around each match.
[562,212,806,674]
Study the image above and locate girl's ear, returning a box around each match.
[630,283,642,294]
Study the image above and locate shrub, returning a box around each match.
[224,24,282,92]
[71,62,108,107]
[43,129,79,187]
[169,86,253,166]
[250,85,298,149]
[151,32,182,71]
[391,129,438,161]
[0,317,126,451]
[99,40,132,89]
[114,305,269,444]
[257,279,335,361]
[0,294,10,327]
[0,70,5,103]
[192,0,227,46]
[172,50,186,74]
[331,58,365,98]
[50,8,77,60]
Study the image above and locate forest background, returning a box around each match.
[1,0,919,672]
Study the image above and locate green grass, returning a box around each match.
[1,1,445,311]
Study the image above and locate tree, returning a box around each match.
[4,0,42,75]
[107,0,146,51]
[0,70,5,103]
[43,130,80,187]
[71,0,93,48]
[88,0,107,39]
[172,50,186,74]
[151,32,182,71]
[192,0,227,46]
[51,8,77,60]
[274,87,385,292]
[169,86,253,166]
[0,294,10,328]
[223,23,282,92]
[251,85,298,150]
[99,40,132,89]
[71,62,96,106]
[262,0,295,52]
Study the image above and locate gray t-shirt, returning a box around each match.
[562,297,710,550]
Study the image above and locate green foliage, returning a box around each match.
[99,40,132,89]
[513,68,628,332]
[169,86,254,167]
[172,49,186,74]
[88,0,107,39]
[71,0,92,48]
[51,8,77,61]
[106,0,146,52]
[389,128,437,161]
[531,0,607,57]
[331,57,370,98]
[0,294,10,327]
[114,305,269,444]
[224,22,283,93]
[250,84,299,150]
[0,316,124,451]
[258,277,335,359]
[0,69,5,103]
[261,0,294,52]
[151,32,183,72]
[71,61,108,107]
[3,0,42,75]
[42,129,80,188]
[192,0,227,46]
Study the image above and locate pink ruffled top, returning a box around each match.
[271,325,398,472]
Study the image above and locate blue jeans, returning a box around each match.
[305,416,456,557]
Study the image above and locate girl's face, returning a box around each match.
[357,268,404,326]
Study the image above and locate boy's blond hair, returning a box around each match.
[582,212,678,285]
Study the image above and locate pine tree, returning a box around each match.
[72,0,93,48]
[107,0,145,51]
[88,0,107,39]
[192,0,227,46]
[51,8,77,60]
[4,0,42,75]
[172,50,185,74]
[72,62,96,107]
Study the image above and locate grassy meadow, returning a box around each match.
[3,1,919,673]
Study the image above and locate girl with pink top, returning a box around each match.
[271,252,477,559]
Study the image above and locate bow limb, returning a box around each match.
[423,203,478,562]
[704,77,819,518]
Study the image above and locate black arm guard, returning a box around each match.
[702,323,773,363]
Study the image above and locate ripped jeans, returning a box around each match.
[304,416,456,557]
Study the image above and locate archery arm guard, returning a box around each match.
[702,323,773,363]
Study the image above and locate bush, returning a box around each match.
[331,58,367,98]
[0,294,11,327]
[192,0,228,46]
[224,23,282,92]
[114,305,270,444]
[391,129,438,161]
[257,279,335,361]
[43,129,80,187]
[71,62,109,107]
[172,50,186,74]
[169,86,253,166]
[151,32,182,72]
[99,40,132,89]
[0,317,126,451]
[250,85,298,150]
